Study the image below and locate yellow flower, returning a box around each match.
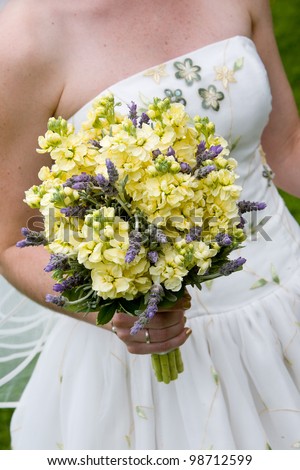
[150,245,188,291]
[91,264,132,300]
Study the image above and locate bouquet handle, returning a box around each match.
[151,348,184,384]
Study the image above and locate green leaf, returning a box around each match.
[250,278,268,290]
[118,297,145,316]
[266,442,272,450]
[271,264,280,284]
[233,57,244,71]
[96,301,118,325]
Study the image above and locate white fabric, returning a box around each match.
[3,36,300,449]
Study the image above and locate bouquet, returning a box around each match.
[17,94,265,383]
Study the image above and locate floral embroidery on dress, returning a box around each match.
[143,64,169,84]
[164,88,186,105]
[259,144,275,187]
[250,264,280,290]
[198,85,224,111]
[214,65,237,89]
[173,58,201,86]
[214,57,244,89]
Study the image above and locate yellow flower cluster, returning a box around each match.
[25,94,245,299]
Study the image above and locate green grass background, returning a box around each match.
[0,0,299,450]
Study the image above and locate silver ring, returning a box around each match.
[145,329,151,344]
[111,321,117,335]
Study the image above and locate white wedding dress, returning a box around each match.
[1,36,300,450]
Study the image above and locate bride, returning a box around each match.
[0,0,300,450]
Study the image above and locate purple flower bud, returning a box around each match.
[196,165,216,179]
[89,139,102,149]
[138,113,150,127]
[186,226,202,243]
[209,145,223,157]
[219,257,246,276]
[215,233,232,246]
[180,162,192,174]
[45,294,66,307]
[166,146,176,157]
[148,251,159,264]
[152,149,162,158]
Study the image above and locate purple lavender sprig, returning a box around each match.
[237,200,267,214]
[237,200,267,229]
[125,230,143,263]
[16,228,47,248]
[128,101,138,127]
[60,205,87,219]
[130,284,164,334]
[105,158,119,185]
[63,173,96,191]
[52,273,84,293]
[45,294,66,307]
[44,254,69,273]
[219,257,246,276]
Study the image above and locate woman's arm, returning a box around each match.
[249,0,300,197]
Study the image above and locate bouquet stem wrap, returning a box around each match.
[151,348,184,384]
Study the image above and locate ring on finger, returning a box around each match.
[111,321,118,335]
[145,328,151,344]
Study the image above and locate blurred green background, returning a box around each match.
[0,0,299,450]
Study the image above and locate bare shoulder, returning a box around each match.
[0,0,68,116]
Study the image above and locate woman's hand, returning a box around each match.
[110,291,192,354]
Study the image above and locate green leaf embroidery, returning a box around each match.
[271,264,280,284]
[233,57,244,71]
[205,280,214,290]
[136,406,148,419]
[211,367,220,386]
[229,136,241,152]
[266,442,272,450]
[250,278,268,290]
